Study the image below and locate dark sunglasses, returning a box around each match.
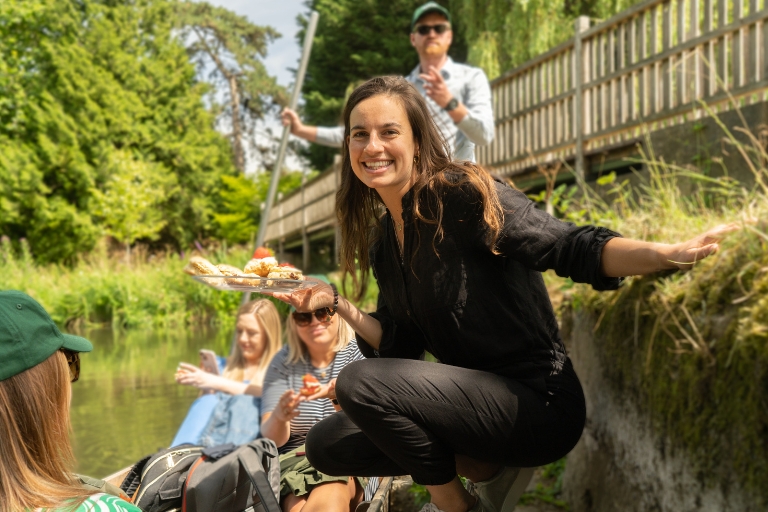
[414,23,450,36]
[61,349,80,383]
[292,307,335,327]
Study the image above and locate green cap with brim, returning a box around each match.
[0,290,93,381]
[411,1,451,31]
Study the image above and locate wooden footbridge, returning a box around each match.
[264,0,768,269]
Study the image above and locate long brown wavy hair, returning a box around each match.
[336,76,503,300]
[0,351,90,511]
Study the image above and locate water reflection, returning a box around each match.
[69,327,230,478]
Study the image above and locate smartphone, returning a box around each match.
[199,349,220,375]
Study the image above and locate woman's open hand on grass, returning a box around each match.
[664,222,742,270]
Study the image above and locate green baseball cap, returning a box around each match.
[411,1,451,31]
[0,290,93,381]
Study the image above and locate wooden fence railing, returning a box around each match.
[477,0,768,177]
[262,163,340,250]
[264,0,768,246]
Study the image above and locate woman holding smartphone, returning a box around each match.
[171,298,282,447]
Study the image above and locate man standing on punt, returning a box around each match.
[281,1,494,162]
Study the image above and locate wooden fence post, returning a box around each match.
[301,172,309,272]
[574,15,590,179]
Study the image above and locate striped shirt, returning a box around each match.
[262,342,363,453]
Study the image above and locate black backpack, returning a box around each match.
[120,440,280,512]
[182,439,280,512]
[121,444,204,511]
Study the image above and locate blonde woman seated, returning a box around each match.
[172,299,281,447]
[0,290,141,512]
[261,294,364,512]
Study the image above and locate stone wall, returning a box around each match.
[561,310,759,512]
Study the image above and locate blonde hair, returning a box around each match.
[285,313,354,364]
[223,299,282,383]
[0,351,90,511]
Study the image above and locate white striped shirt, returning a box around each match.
[261,342,363,453]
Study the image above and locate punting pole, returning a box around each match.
[232,11,320,349]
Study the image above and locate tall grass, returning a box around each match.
[0,238,380,331]
[0,240,254,330]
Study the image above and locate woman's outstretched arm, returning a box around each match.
[600,223,738,277]
[175,363,250,395]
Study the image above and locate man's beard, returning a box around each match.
[424,41,448,55]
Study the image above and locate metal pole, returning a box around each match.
[256,10,319,252]
[233,11,320,344]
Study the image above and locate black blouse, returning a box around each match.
[355,176,622,390]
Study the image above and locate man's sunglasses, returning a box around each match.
[414,23,451,36]
[292,307,335,327]
[61,349,80,383]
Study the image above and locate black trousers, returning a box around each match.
[305,358,586,486]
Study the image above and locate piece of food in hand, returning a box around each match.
[244,255,278,277]
[183,256,222,276]
[266,263,304,284]
[300,373,322,396]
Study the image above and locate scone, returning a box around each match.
[183,256,221,276]
[216,264,254,287]
[237,273,262,287]
[266,263,303,285]
[299,373,321,396]
[244,256,278,277]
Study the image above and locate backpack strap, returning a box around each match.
[75,475,129,501]
[237,444,281,512]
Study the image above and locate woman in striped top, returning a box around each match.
[261,303,364,512]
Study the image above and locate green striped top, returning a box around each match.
[44,493,142,512]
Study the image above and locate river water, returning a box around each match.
[69,326,229,478]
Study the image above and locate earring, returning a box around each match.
[413,153,420,167]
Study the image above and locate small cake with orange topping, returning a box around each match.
[243,247,278,277]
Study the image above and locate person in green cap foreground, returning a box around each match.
[281,1,494,163]
[0,290,141,512]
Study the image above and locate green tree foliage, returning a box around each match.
[214,170,316,245]
[0,0,237,263]
[91,151,171,261]
[298,0,467,171]
[176,2,287,172]
[452,0,643,78]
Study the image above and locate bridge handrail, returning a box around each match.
[479,0,768,177]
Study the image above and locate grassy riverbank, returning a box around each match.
[0,239,379,330]
[558,139,768,504]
